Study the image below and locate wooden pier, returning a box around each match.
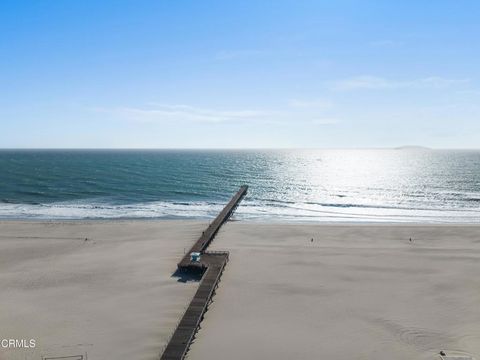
[177,185,248,271]
[160,185,248,360]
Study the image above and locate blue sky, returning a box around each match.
[1,0,479,148]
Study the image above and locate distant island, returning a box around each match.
[394,145,432,150]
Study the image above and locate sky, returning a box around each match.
[1,0,479,149]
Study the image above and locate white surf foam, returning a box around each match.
[0,199,479,223]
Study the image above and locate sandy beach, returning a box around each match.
[191,223,480,360]
[1,221,480,360]
[0,220,203,360]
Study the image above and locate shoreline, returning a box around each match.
[1,218,480,225]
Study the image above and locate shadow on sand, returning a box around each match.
[171,268,204,283]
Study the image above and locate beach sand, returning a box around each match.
[190,223,480,360]
[1,221,480,360]
[0,220,203,360]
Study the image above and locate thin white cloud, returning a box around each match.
[97,104,275,124]
[417,77,470,88]
[95,103,341,127]
[288,98,333,109]
[331,75,469,91]
[457,89,480,96]
[311,118,339,125]
[332,76,390,90]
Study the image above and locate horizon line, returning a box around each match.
[1,147,480,151]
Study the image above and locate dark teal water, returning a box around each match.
[0,149,479,222]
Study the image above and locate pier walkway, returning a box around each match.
[160,186,248,360]
[177,185,248,271]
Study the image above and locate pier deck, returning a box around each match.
[177,185,248,270]
[160,186,248,360]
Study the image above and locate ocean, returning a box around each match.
[0,149,479,222]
